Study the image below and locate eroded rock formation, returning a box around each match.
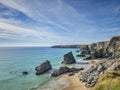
[35,60,52,75]
[62,52,76,64]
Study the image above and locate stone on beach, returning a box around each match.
[62,51,76,64]
[35,60,52,75]
[51,66,83,77]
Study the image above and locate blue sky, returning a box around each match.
[0,0,120,46]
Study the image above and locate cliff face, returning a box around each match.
[81,36,120,59]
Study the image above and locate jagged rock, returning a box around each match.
[80,45,90,55]
[107,58,120,71]
[51,67,82,77]
[79,58,120,88]
[62,52,76,64]
[51,67,69,77]
[80,36,120,60]
[22,71,28,75]
[35,60,52,75]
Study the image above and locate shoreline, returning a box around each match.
[61,59,102,90]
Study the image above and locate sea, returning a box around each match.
[0,47,89,90]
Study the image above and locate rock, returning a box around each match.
[51,67,69,77]
[35,60,52,75]
[79,58,120,88]
[69,67,82,73]
[80,36,120,59]
[83,55,92,60]
[68,72,74,76]
[22,71,28,75]
[62,52,76,64]
[107,58,120,71]
[51,67,82,77]
[80,45,91,55]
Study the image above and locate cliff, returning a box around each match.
[81,36,120,59]
[52,36,120,59]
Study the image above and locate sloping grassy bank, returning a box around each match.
[92,71,120,90]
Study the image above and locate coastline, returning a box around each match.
[61,59,102,90]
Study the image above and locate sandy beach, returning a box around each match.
[60,72,89,90]
[61,59,102,90]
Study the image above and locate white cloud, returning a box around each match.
[0,20,64,40]
[0,0,95,32]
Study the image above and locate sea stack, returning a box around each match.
[62,51,76,64]
[35,60,52,75]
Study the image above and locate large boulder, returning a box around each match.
[35,60,52,75]
[62,52,76,64]
[51,67,69,77]
[51,67,82,77]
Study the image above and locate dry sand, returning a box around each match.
[61,73,90,90]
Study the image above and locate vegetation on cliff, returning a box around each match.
[93,71,120,90]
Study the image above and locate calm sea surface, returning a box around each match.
[0,47,82,90]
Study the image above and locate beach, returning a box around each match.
[61,59,101,90]
[61,73,89,90]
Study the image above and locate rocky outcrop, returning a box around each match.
[51,67,83,77]
[81,36,120,59]
[79,58,120,87]
[107,58,120,71]
[62,52,76,64]
[35,60,52,75]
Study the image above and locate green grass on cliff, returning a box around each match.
[92,71,120,90]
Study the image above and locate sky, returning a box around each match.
[0,0,120,46]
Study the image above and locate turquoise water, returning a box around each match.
[0,47,79,90]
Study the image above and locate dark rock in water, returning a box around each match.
[62,52,76,64]
[51,67,82,77]
[22,71,28,75]
[35,60,52,75]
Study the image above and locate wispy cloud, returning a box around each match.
[0,0,95,32]
[0,0,119,46]
[0,19,64,40]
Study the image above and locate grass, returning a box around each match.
[92,71,120,90]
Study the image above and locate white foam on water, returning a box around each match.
[37,78,70,90]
